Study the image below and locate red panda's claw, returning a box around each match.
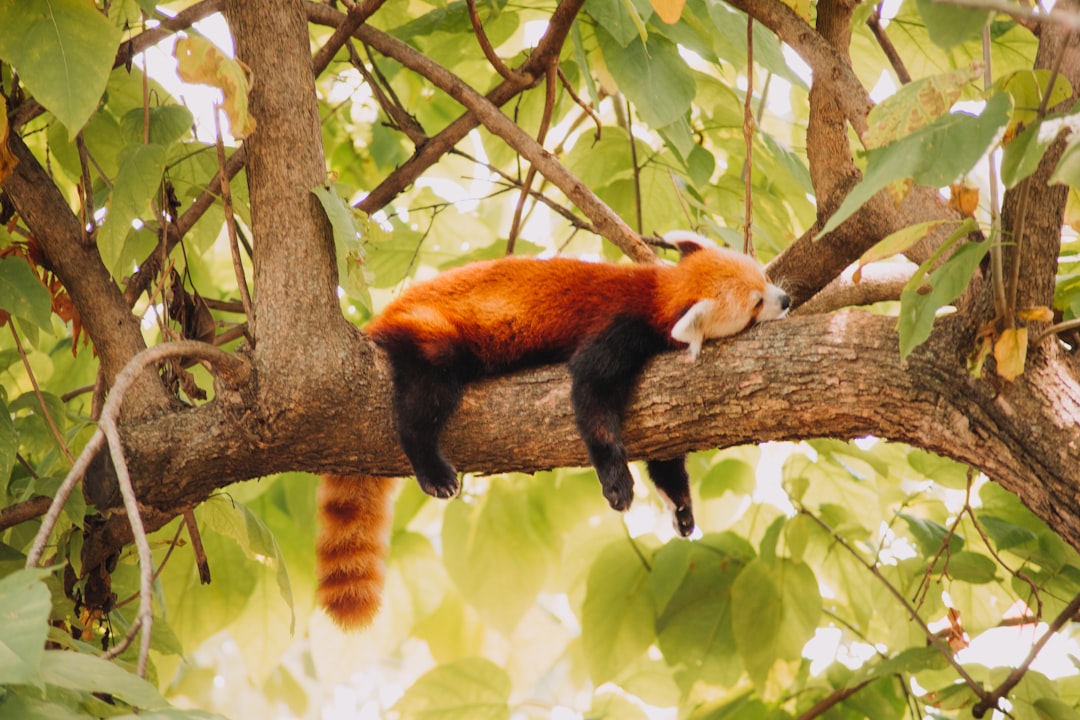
[417,472,460,500]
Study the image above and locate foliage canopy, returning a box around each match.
[3,0,1080,719]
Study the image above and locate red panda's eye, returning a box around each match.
[754,297,764,310]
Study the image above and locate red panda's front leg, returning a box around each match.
[382,342,471,499]
[569,316,669,513]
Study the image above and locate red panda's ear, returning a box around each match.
[663,230,719,258]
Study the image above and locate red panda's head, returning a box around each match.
[663,230,790,361]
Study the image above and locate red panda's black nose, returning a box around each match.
[780,294,791,311]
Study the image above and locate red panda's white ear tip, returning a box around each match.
[663,230,719,256]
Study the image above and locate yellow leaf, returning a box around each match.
[1018,306,1054,323]
[0,110,17,184]
[994,327,1028,381]
[650,0,685,23]
[948,183,979,217]
[174,35,257,138]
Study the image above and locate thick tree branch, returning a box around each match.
[83,312,1080,569]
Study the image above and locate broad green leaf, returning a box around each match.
[699,457,756,499]
[0,396,15,485]
[652,534,752,690]
[864,68,976,149]
[198,495,294,629]
[820,93,1011,238]
[999,70,1075,130]
[0,256,53,330]
[96,143,168,276]
[731,557,821,691]
[976,513,1038,552]
[442,477,556,634]
[38,650,168,709]
[581,536,658,684]
[0,0,122,132]
[906,449,971,490]
[0,567,52,686]
[899,513,963,557]
[851,646,949,686]
[914,0,990,50]
[120,106,195,147]
[313,184,372,309]
[392,657,511,720]
[596,28,695,129]
[940,550,997,584]
[585,0,653,47]
[898,239,990,359]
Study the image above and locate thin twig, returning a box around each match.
[972,589,1080,717]
[0,496,52,533]
[311,0,387,76]
[626,97,643,235]
[214,107,255,342]
[802,509,990,705]
[508,64,558,253]
[867,6,912,84]
[466,0,516,81]
[743,15,754,256]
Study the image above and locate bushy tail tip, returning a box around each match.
[315,474,398,630]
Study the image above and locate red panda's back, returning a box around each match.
[368,257,664,370]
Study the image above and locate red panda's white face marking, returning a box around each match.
[664,230,790,361]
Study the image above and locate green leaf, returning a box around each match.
[0,567,52,686]
[977,513,1038,552]
[392,657,511,720]
[899,513,963,557]
[0,256,53,331]
[585,0,652,47]
[198,495,294,631]
[942,551,997,584]
[0,0,122,132]
[0,396,15,485]
[581,536,658,684]
[442,477,556,634]
[596,27,695,129]
[853,220,954,280]
[731,557,822,691]
[38,650,168,709]
[120,106,195,147]
[652,534,752,690]
[915,0,990,50]
[820,93,1011,237]
[1050,135,1080,191]
[97,143,168,276]
[897,238,990,359]
[312,184,372,308]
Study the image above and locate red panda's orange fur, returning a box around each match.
[365,251,771,365]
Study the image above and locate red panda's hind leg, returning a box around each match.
[569,316,668,513]
[646,457,695,537]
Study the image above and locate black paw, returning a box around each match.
[672,504,695,537]
[600,468,634,512]
[416,468,460,499]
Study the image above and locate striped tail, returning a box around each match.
[316,474,399,629]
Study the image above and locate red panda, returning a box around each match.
[317,231,789,628]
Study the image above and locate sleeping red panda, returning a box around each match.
[317,231,790,628]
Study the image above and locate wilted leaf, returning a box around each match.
[1019,306,1054,323]
[649,0,684,24]
[175,35,256,138]
[0,110,17,183]
[994,327,1028,381]
[864,68,976,149]
[948,183,980,217]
